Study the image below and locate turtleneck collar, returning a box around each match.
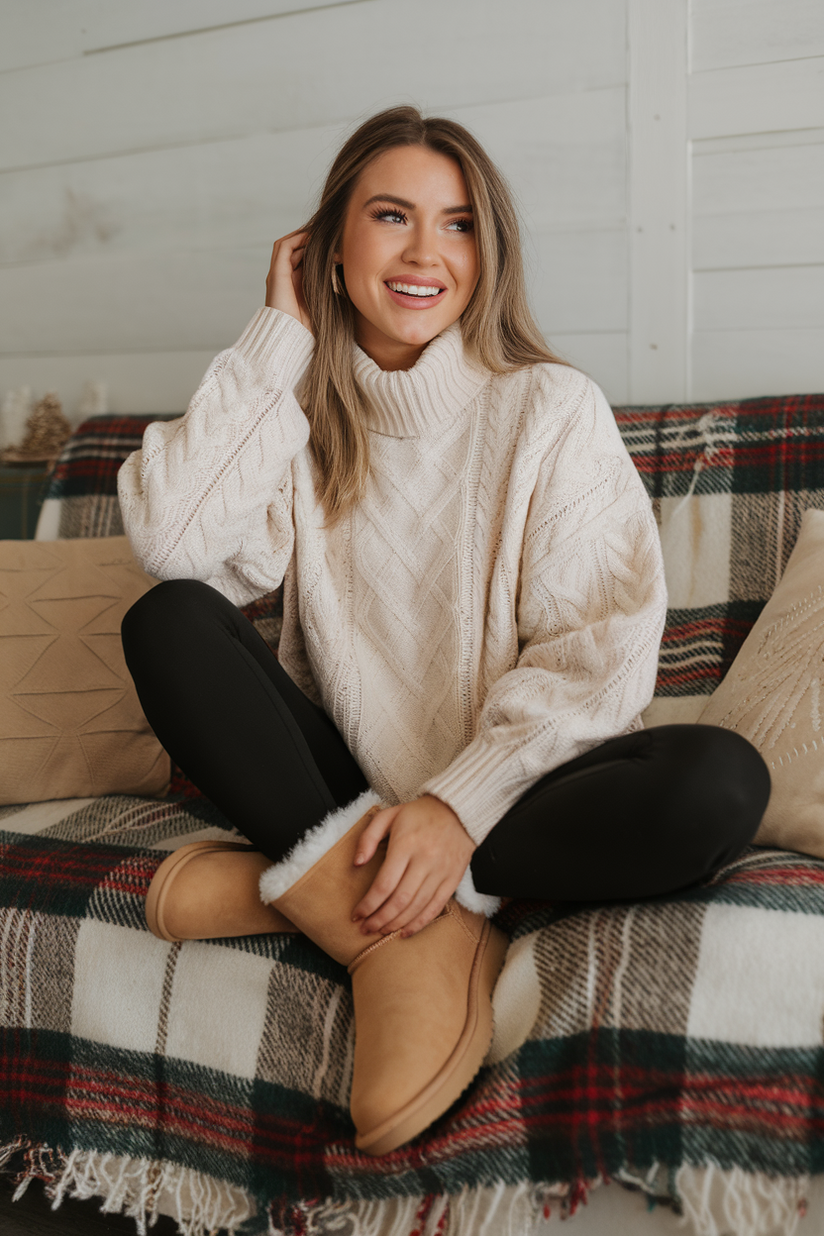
[352,322,491,438]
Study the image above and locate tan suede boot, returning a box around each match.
[145,840,296,942]
[258,791,508,1156]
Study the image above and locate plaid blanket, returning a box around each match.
[613,394,824,725]
[2,396,823,1236]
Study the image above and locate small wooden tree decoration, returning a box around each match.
[1,392,72,464]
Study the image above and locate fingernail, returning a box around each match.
[354,855,364,865]
[352,913,361,923]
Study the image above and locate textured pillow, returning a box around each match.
[0,537,170,804]
[698,508,824,856]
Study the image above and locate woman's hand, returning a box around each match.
[265,230,312,332]
[352,795,476,938]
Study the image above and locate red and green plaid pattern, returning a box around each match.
[2,797,824,1229]
[615,394,824,712]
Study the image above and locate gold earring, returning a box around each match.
[331,264,344,296]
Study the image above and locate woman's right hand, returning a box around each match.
[265,231,312,333]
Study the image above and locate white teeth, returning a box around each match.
[387,281,442,297]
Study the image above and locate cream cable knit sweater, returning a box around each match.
[119,308,667,845]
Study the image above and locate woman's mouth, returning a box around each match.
[384,280,446,308]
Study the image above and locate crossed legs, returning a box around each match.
[122,580,769,900]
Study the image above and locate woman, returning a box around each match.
[119,106,769,1156]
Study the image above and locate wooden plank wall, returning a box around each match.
[0,0,629,419]
[689,0,824,399]
[0,0,821,421]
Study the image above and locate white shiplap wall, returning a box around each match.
[689,0,824,400]
[0,0,822,421]
[0,0,630,416]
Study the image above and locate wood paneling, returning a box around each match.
[453,89,626,231]
[81,0,362,54]
[692,137,824,270]
[692,329,824,401]
[688,4,824,399]
[693,127,824,157]
[5,0,820,414]
[691,0,824,72]
[0,89,626,268]
[694,208,824,272]
[693,140,824,218]
[0,128,341,265]
[547,332,628,404]
[627,0,688,403]
[1,0,90,74]
[0,249,266,355]
[532,230,627,335]
[689,57,824,140]
[694,267,824,332]
[0,351,215,419]
[0,0,358,72]
[0,0,627,172]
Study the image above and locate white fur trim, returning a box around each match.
[259,789,382,904]
[454,866,501,918]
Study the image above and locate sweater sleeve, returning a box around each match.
[118,308,314,607]
[422,375,668,846]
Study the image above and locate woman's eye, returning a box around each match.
[446,218,473,233]
[372,208,408,224]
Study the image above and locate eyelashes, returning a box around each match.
[370,206,408,224]
[368,205,474,233]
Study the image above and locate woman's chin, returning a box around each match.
[354,310,455,366]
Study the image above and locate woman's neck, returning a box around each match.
[353,315,433,372]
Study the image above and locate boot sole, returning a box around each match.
[145,840,256,941]
[354,918,509,1156]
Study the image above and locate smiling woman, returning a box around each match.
[116,105,769,1159]
[268,105,562,518]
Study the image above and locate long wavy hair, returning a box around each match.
[298,105,565,520]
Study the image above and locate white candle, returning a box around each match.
[0,386,33,451]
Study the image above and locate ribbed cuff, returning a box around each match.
[422,741,526,847]
[234,308,315,390]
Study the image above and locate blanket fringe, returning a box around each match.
[0,1136,26,1173]
[2,1141,813,1236]
[268,1180,578,1236]
[675,1164,809,1236]
[1,1141,255,1236]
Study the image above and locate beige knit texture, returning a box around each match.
[119,309,667,843]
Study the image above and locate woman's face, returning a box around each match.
[336,145,480,371]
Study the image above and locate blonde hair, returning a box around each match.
[298,105,565,520]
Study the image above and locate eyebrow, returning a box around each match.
[362,194,473,214]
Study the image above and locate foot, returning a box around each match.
[146,841,296,941]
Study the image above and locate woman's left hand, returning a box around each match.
[352,795,476,938]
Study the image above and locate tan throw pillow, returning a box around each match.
[0,537,170,804]
[698,508,824,856]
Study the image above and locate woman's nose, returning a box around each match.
[401,223,438,266]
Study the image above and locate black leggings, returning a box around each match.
[122,580,770,902]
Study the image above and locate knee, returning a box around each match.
[653,723,770,859]
[121,579,216,662]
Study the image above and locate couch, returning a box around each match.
[1,392,823,1236]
